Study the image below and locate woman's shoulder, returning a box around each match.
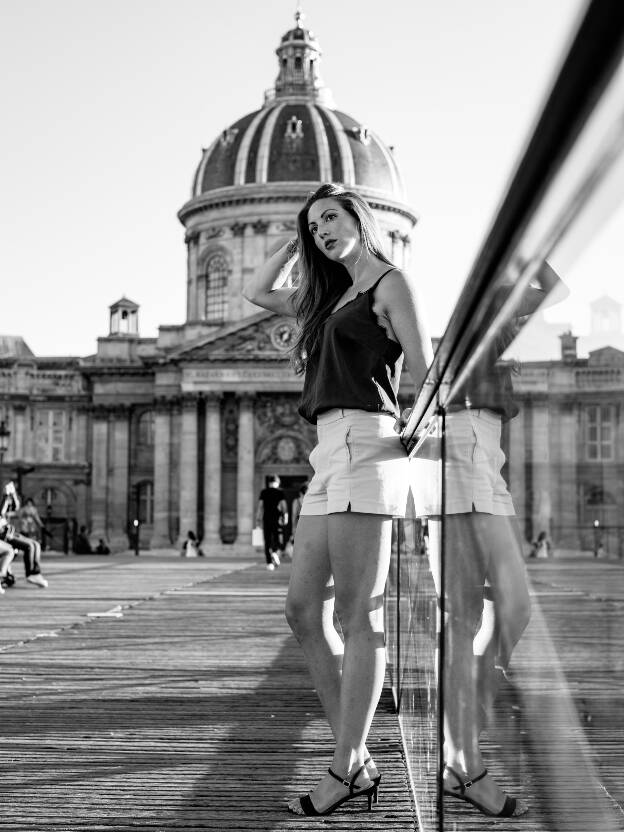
[373,267,414,300]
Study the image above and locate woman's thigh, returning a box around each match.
[328,512,393,621]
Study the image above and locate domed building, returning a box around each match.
[1,14,623,556]
[0,14,418,552]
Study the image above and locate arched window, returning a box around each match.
[137,411,154,446]
[205,253,229,322]
[137,481,154,525]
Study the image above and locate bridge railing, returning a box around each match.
[388,2,624,828]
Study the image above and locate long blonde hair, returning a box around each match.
[291,184,393,374]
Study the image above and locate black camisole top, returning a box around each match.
[298,269,404,425]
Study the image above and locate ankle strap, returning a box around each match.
[445,766,488,794]
[328,764,367,794]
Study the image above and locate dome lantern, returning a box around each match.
[269,9,332,106]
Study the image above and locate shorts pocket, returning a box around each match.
[344,427,353,465]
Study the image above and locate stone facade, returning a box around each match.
[1,14,622,556]
[505,343,624,555]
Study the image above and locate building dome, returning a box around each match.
[189,12,405,201]
[177,12,416,333]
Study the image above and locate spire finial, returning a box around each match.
[295,6,304,28]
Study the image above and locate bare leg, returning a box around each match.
[443,513,527,815]
[474,515,531,725]
[0,540,14,578]
[288,512,391,813]
[285,515,343,731]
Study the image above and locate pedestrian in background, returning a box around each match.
[74,525,93,554]
[256,476,287,570]
[18,497,44,543]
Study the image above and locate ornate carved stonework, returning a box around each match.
[180,316,297,362]
[230,222,247,237]
[254,393,316,465]
[256,394,300,429]
[256,432,311,466]
[252,220,270,235]
[203,227,224,240]
[273,220,297,233]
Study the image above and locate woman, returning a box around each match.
[244,183,431,816]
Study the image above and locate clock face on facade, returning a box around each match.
[270,322,295,351]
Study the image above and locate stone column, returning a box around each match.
[91,406,109,541]
[177,393,199,547]
[531,401,551,536]
[203,393,222,545]
[151,398,173,549]
[236,393,255,545]
[13,403,27,460]
[108,406,130,551]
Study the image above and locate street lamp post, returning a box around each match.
[133,518,140,556]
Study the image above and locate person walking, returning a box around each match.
[244,183,432,816]
[256,476,287,570]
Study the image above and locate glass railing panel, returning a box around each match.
[388,415,443,831]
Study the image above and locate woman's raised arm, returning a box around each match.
[243,239,299,318]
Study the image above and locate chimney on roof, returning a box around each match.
[559,330,578,364]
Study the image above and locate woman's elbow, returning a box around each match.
[242,287,259,305]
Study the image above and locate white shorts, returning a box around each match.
[300,408,410,517]
[445,409,515,515]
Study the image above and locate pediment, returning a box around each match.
[587,346,624,366]
[174,311,297,362]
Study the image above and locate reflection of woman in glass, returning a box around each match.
[442,265,562,818]
[244,183,431,816]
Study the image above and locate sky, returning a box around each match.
[1,0,620,357]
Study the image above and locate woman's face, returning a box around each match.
[306,198,361,262]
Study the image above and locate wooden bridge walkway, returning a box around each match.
[0,551,622,831]
[0,551,414,831]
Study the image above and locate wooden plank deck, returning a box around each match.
[0,552,416,831]
[443,558,624,832]
[1,552,622,831]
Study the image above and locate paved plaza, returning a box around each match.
[0,548,622,831]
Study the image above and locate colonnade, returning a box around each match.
[90,393,256,549]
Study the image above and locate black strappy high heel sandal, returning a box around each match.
[443,766,528,817]
[290,764,377,816]
[364,756,381,804]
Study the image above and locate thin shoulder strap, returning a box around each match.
[369,267,396,294]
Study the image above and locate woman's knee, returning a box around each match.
[284,593,324,638]
[496,589,531,644]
